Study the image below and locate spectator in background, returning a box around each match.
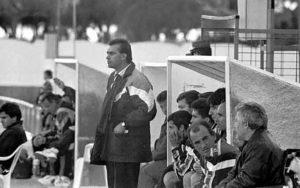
[53,77,76,108]
[43,70,55,92]
[40,93,61,132]
[177,90,199,114]
[217,102,284,188]
[44,70,53,83]
[34,99,75,186]
[0,103,27,174]
[138,90,167,188]
[36,70,54,106]
[186,40,212,56]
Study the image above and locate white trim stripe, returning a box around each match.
[128,86,155,112]
[206,159,236,172]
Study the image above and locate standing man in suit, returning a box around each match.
[91,38,157,188]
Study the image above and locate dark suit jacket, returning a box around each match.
[0,121,27,170]
[218,129,284,188]
[91,63,157,164]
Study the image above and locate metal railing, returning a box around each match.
[0,96,42,135]
[206,28,300,83]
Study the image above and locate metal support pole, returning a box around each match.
[266,0,274,73]
[167,61,172,165]
[73,0,77,57]
[298,4,300,82]
[234,15,239,60]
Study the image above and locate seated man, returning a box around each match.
[177,90,199,114]
[163,110,192,188]
[183,97,214,188]
[34,99,75,186]
[207,88,225,140]
[138,90,168,188]
[217,102,284,188]
[188,120,239,188]
[0,103,27,174]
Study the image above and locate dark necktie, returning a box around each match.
[111,74,121,89]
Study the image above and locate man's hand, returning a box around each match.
[193,162,203,173]
[53,77,65,90]
[114,122,126,134]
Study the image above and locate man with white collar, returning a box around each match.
[91,38,157,188]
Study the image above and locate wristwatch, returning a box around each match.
[121,122,129,134]
[121,122,126,127]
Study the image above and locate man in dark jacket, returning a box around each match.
[138,90,167,188]
[91,38,157,188]
[0,102,27,173]
[217,102,284,188]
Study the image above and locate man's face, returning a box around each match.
[42,99,58,115]
[191,109,206,124]
[158,101,167,116]
[216,102,226,131]
[209,104,218,122]
[168,120,185,141]
[190,125,215,157]
[235,111,247,141]
[0,112,17,128]
[177,99,191,113]
[106,44,125,70]
[43,73,50,81]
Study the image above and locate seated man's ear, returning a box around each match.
[204,117,211,124]
[179,124,185,132]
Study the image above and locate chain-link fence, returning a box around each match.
[206,28,300,83]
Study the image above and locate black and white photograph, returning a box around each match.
[0,0,300,188]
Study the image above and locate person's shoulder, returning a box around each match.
[221,141,240,157]
[131,68,148,81]
[127,68,152,90]
[2,125,24,137]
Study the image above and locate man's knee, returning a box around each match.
[163,171,179,187]
[183,171,193,188]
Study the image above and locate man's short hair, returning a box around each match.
[235,102,268,130]
[157,90,167,103]
[191,98,210,119]
[0,102,22,121]
[44,70,53,78]
[167,110,192,129]
[42,93,61,103]
[176,90,199,108]
[188,120,215,139]
[207,88,225,106]
[109,38,132,63]
[199,91,213,99]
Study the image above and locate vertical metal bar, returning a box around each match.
[298,8,300,82]
[260,41,265,70]
[167,60,172,165]
[234,15,239,60]
[225,58,232,145]
[266,0,274,73]
[73,0,76,57]
[75,60,79,161]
